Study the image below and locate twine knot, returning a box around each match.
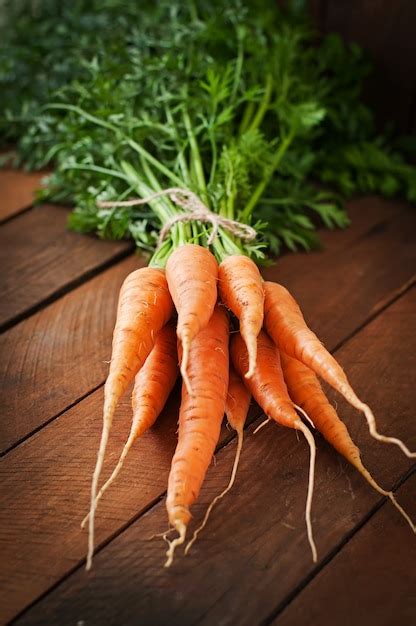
[97,187,257,247]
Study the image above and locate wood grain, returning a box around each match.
[273,474,416,626]
[0,204,132,330]
[0,388,180,625]
[2,209,416,622]
[12,289,416,626]
[0,256,141,454]
[1,200,414,452]
[0,169,46,222]
[0,383,256,625]
[0,196,406,451]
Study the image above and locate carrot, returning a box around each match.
[87,267,174,570]
[82,321,178,530]
[165,305,229,566]
[166,244,218,394]
[264,281,416,458]
[230,330,318,562]
[185,365,251,553]
[280,352,415,532]
[218,255,264,378]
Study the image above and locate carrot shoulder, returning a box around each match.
[166,244,218,393]
[218,255,264,378]
[165,305,229,566]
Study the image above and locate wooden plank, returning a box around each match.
[0,198,407,454]
[0,169,46,222]
[263,201,416,350]
[324,0,416,132]
[2,212,416,623]
[0,204,132,331]
[273,474,416,626]
[0,381,256,625]
[0,256,141,454]
[0,388,180,625]
[12,289,416,626]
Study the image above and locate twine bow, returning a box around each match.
[97,187,257,247]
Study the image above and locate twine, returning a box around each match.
[97,187,257,247]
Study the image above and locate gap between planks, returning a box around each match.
[8,285,415,625]
[2,269,414,461]
[260,465,416,626]
[2,199,413,457]
[0,246,135,334]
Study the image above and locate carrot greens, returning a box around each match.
[1,0,415,262]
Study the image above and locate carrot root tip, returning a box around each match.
[296,420,318,564]
[86,416,113,571]
[164,521,187,568]
[185,429,244,555]
[357,463,416,533]
[360,402,416,458]
[253,417,271,434]
[81,432,135,530]
[293,403,315,430]
[343,390,416,458]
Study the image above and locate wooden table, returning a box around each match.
[1,170,415,626]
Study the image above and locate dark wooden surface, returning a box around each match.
[0,169,45,222]
[309,0,416,133]
[0,170,415,625]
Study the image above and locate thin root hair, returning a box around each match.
[296,419,318,563]
[185,427,244,554]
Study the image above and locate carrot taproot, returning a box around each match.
[185,365,251,553]
[230,330,318,562]
[87,267,174,570]
[280,351,415,532]
[218,255,264,378]
[225,364,252,432]
[82,320,178,530]
[264,281,416,458]
[165,305,229,566]
[166,244,218,394]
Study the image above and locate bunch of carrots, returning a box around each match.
[6,0,414,570]
[84,243,415,570]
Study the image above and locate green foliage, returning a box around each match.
[0,0,414,263]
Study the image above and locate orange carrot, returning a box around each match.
[264,281,416,458]
[82,321,178,529]
[166,244,218,394]
[185,365,251,553]
[280,352,415,532]
[230,330,318,562]
[218,255,264,378]
[165,305,229,566]
[87,267,174,570]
